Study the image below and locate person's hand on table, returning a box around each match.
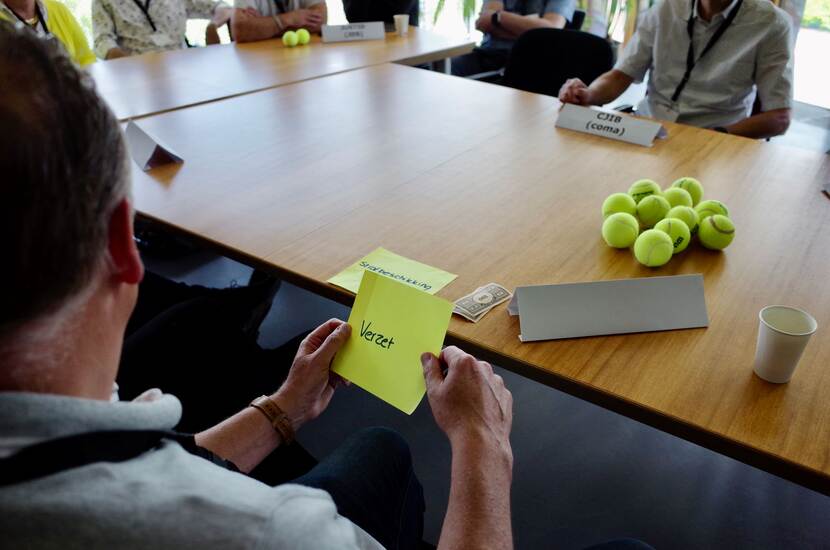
[558,78,594,105]
[212,6,233,27]
[105,47,129,60]
[283,9,324,32]
[421,346,513,461]
[272,318,351,431]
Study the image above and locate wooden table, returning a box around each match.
[132,64,830,495]
[91,28,473,121]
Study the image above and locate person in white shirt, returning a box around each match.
[0,23,516,550]
[559,0,793,139]
[93,0,233,59]
[231,0,326,43]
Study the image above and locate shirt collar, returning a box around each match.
[0,391,183,444]
[0,0,49,32]
[692,0,739,23]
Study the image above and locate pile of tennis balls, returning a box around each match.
[282,28,311,47]
[601,177,736,267]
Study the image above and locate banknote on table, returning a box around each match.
[453,283,512,323]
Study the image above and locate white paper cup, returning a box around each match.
[752,305,817,383]
[393,14,409,36]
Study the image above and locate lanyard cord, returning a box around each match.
[131,0,156,32]
[670,0,743,104]
[3,1,49,34]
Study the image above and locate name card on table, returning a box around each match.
[555,104,666,147]
[321,22,385,43]
[125,121,183,171]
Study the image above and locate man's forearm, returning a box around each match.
[232,14,280,43]
[438,438,514,550]
[495,11,565,39]
[195,401,283,473]
[586,69,632,105]
[724,108,791,139]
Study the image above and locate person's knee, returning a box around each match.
[355,427,411,465]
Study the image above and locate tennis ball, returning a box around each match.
[698,214,735,250]
[654,218,691,254]
[628,179,662,204]
[602,193,637,219]
[671,177,704,206]
[663,187,693,208]
[634,229,674,267]
[636,195,671,227]
[666,205,700,236]
[282,30,298,47]
[296,28,311,45]
[695,199,729,221]
[602,213,640,248]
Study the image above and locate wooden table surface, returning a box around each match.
[91,27,473,121]
[131,64,830,493]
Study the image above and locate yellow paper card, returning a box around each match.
[332,270,453,414]
[328,247,457,295]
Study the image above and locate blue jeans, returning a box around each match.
[293,427,425,550]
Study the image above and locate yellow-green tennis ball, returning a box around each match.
[602,193,637,219]
[654,218,691,254]
[666,205,700,236]
[695,199,729,221]
[282,30,298,47]
[296,28,311,45]
[634,229,674,267]
[671,177,704,206]
[636,195,671,227]
[602,213,640,248]
[662,187,693,208]
[698,214,735,250]
[628,179,662,204]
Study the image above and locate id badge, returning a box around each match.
[149,32,178,47]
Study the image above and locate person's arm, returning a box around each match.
[421,347,514,550]
[558,68,633,106]
[722,108,791,139]
[91,0,126,59]
[195,319,351,472]
[232,2,325,42]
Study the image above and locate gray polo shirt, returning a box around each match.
[481,0,577,50]
[234,0,323,16]
[0,391,381,549]
[616,0,793,128]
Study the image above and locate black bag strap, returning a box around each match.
[0,429,238,487]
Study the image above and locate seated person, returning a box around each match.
[451,0,576,77]
[0,0,94,65]
[93,0,233,59]
[558,0,793,139]
[231,0,326,43]
[0,24,515,550]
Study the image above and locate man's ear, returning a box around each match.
[107,198,144,285]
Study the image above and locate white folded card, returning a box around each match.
[124,120,183,171]
[555,103,666,147]
[511,274,708,342]
[321,22,385,43]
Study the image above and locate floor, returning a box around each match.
[148,251,830,550]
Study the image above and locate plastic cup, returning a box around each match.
[394,14,409,36]
[752,305,817,383]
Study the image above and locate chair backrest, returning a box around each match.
[343,0,419,26]
[565,9,586,31]
[502,28,613,98]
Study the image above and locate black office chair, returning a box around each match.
[343,0,419,27]
[501,28,613,98]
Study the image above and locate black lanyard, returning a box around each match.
[4,1,49,34]
[131,0,157,32]
[670,0,743,104]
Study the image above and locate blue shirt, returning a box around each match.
[481,0,576,50]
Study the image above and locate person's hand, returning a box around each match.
[272,319,351,431]
[105,47,128,60]
[283,9,324,31]
[212,6,233,27]
[558,77,593,105]
[421,346,513,458]
[476,10,494,32]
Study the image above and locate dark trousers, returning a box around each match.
[118,271,425,548]
[450,47,511,77]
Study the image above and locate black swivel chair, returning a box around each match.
[343,0,419,27]
[501,28,613,98]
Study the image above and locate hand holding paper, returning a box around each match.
[332,271,453,414]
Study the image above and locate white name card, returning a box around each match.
[555,103,666,147]
[321,22,385,43]
[125,121,183,171]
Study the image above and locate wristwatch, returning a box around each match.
[249,395,295,444]
[491,10,502,28]
[714,126,729,134]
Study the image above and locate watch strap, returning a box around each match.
[249,395,295,444]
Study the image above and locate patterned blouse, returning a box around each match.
[93,0,228,58]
